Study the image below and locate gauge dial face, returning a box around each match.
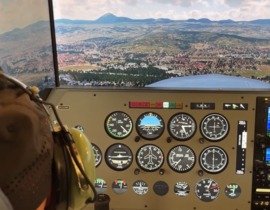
[136,144,164,171]
[136,112,164,140]
[200,113,229,141]
[167,145,196,172]
[105,111,133,139]
[92,143,102,167]
[199,146,228,173]
[195,178,220,202]
[132,180,149,195]
[224,183,241,199]
[112,179,128,194]
[174,181,190,197]
[168,113,196,140]
[105,143,133,170]
[95,178,107,193]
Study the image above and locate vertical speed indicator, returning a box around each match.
[167,145,196,172]
[105,111,133,139]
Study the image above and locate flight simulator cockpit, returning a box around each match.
[44,74,270,210]
[1,0,270,210]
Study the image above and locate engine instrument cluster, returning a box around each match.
[45,87,270,210]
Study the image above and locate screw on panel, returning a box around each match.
[199,137,205,144]
[167,136,173,143]
[198,170,204,176]
[134,168,140,175]
[135,136,140,142]
[159,168,165,175]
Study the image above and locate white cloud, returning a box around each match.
[53,0,269,21]
[1,0,269,34]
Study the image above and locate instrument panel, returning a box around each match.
[45,87,270,210]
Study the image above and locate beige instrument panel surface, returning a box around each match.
[46,87,270,210]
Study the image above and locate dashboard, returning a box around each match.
[45,79,270,210]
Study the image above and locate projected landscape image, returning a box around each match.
[1,0,269,88]
[0,0,55,89]
[54,13,270,86]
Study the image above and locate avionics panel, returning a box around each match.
[45,88,270,210]
[253,97,270,209]
[267,106,270,138]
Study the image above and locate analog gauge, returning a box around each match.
[105,111,133,139]
[132,180,148,195]
[224,183,241,199]
[112,179,128,194]
[200,113,229,141]
[167,145,196,172]
[136,144,164,171]
[95,178,107,193]
[199,146,228,173]
[195,178,220,202]
[168,113,196,140]
[174,181,190,197]
[92,143,102,167]
[136,112,164,140]
[105,143,133,170]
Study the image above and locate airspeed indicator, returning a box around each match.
[105,111,133,139]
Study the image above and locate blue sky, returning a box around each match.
[0,0,270,34]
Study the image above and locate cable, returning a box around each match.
[3,74,98,204]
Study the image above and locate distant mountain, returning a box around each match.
[249,19,270,24]
[187,18,212,23]
[55,19,94,24]
[96,13,132,23]
[54,13,270,25]
[0,20,52,56]
[187,18,236,24]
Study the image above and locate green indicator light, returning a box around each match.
[169,102,176,108]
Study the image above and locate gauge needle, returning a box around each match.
[121,125,128,132]
[210,185,219,189]
[212,152,215,169]
[173,158,182,166]
[207,180,213,189]
[181,125,187,134]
